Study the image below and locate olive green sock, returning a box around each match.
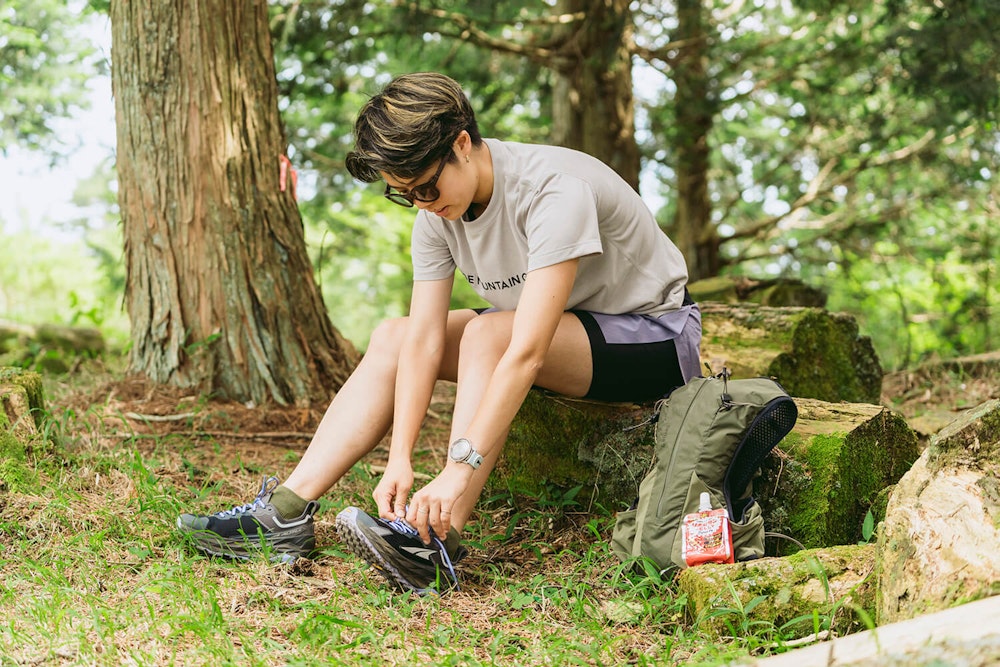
[270,484,309,520]
[444,527,465,560]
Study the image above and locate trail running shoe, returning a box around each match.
[176,476,319,563]
[335,506,467,596]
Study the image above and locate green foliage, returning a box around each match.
[0,221,128,347]
[0,0,100,152]
[859,509,875,545]
[267,0,1000,365]
[5,0,999,369]
[644,0,999,370]
[267,0,541,345]
[0,153,127,352]
[887,0,1000,121]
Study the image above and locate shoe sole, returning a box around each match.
[181,524,314,564]
[334,507,441,596]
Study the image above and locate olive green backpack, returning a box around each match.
[611,370,798,573]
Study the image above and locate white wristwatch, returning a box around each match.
[448,437,484,469]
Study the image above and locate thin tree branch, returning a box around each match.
[726,127,961,244]
[631,37,702,71]
[390,0,583,62]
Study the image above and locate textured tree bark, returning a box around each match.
[878,399,1000,624]
[550,0,640,189]
[671,0,717,281]
[110,0,357,406]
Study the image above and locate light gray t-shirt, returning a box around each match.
[411,138,689,319]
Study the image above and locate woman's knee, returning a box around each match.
[458,312,511,360]
[365,317,409,361]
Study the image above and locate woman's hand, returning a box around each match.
[406,464,474,544]
[373,457,415,520]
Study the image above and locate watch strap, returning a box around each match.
[450,437,483,469]
[465,450,483,469]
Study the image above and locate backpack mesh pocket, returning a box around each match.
[723,396,798,522]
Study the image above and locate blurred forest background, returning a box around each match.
[2,0,998,374]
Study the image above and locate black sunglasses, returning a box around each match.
[383,156,449,208]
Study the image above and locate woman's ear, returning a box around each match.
[454,130,471,156]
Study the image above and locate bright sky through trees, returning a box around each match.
[0,13,113,238]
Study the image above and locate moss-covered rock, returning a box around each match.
[756,399,919,551]
[488,390,655,508]
[699,304,883,403]
[0,367,45,432]
[677,543,877,639]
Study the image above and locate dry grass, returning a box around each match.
[1,361,738,666]
[881,351,1000,438]
[16,351,995,666]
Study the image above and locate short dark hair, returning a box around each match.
[345,72,483,183]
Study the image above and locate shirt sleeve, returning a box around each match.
[411,212,456,281]
[524,174,604,273]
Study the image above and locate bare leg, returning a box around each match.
[445,311,593,530]
[282,310,477,500]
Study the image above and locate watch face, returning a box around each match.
[450,438,472,460]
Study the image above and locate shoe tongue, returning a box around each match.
[444,527,467,562]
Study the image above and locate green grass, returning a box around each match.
[0,363,855,666]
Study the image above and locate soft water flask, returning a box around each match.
[681,491,735,566]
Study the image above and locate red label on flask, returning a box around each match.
[681,507,735,567]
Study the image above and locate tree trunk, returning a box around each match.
[110,0,358,406]
[550,0,640,189]
[671,0,717,281]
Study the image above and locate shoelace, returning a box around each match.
[215,475,279,518]
[384,515,460,590]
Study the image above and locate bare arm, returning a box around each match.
[461,258,579,458]
[407,258,580,540]
[373,276,453,519]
